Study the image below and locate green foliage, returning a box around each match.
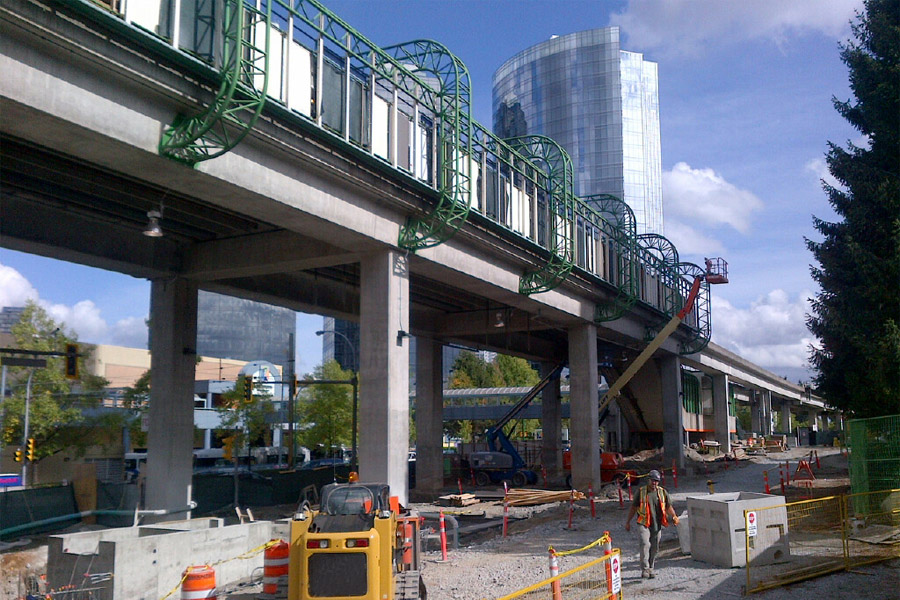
[122,370,151,448]
[1,301,111,460]
[446,351,541,441]
[296,360,353,456]
[218,375,274,456]
[806,0,900,417]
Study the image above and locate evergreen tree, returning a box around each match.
[806,0,900,417]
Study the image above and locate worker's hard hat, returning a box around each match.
[648,470,661,481]
[348,471,359,483]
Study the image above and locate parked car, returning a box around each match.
[299,457,349,470]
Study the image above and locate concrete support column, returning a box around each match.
[359,251,410,505]
[415,337,444,496]
[809,410,819,432]
[781,402,793,437]
[146,277,198,520]
[658,355,684,470]
[751,390,763,434]
[568,324,599,491]
[712,374,731,454]
[761,390,773,436]
[540,361,562,479]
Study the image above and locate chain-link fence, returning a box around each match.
[848,414,900,494]
[846,488,900,568]
[495,549,623,600]
[745,488,900,594]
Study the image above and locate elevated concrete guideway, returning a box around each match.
[1,1,833,512]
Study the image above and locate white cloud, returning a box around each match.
[111,316,148,349]
[0,263,147,346]
[0,264,39,308]
[663,220,723,256]
[611,0,861,57]
[664,162,764,233]
[711,290,815,370]
[804,157,843,191]
[45,299,108,341]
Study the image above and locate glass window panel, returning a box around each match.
[322,60,345,134]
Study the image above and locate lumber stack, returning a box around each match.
[506,489,586,507]
[438,493,480,507]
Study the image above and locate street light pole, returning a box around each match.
[315,328,358,472]
[21,369,33,486]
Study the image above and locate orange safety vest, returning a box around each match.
[636,485,669,528]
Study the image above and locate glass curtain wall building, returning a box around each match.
[196,291,295,368]
[492,28,663,235]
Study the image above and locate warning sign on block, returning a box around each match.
[611,554,621,593]
[747,511,758,537]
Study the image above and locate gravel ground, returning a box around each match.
[4,446,897,600]
[413,446,899,600]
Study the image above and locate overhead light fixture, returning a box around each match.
[143,208,163,237]
[493,311,505,328]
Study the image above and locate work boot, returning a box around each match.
[641,570,650,579]
[649,570,656,579]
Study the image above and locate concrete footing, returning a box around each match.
[46,518,290,600]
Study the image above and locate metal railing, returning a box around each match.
[744,488,900,594]
[60,0,711,345]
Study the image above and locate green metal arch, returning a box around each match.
[159,0,270,165]
[677,262,712,354]
[637,233,679,268]
[584,194,639,322]
[637,233,681,319]
[505,135,576,294]
[385,40,474,251]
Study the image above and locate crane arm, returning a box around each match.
[597,276,703,416]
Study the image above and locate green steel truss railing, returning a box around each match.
[67,0,712,338]
[384,40,473,251]
[583,194,639,322]
[159,0,270,164]
[677,262,712,353]
[504,136,575,294]
[637,233,681,316]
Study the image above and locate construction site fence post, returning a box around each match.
[589,484,596,518]
[439,511,448,561]
[548,549,562,600]
[744,488,900,594]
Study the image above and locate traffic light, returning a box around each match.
[26,438,35,462]
[65,343,79,379]
[14,448,23,462]
[223,436,234,460]
[244,377,253,402]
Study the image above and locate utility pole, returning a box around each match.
[287,333,296,468]
[21,370,34,486]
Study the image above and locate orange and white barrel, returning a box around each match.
[182,566,216,600]
[260,540,290,599]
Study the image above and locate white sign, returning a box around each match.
[747,511,758,537]
[610,554,621,593]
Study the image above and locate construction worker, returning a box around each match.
[624,469,679,579]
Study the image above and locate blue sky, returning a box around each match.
[0,0,862,382]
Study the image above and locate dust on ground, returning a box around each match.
[3,446,895,600]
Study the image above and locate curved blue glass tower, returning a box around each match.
[493,27,663,235]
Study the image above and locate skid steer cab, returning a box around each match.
[288,480,426,600]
